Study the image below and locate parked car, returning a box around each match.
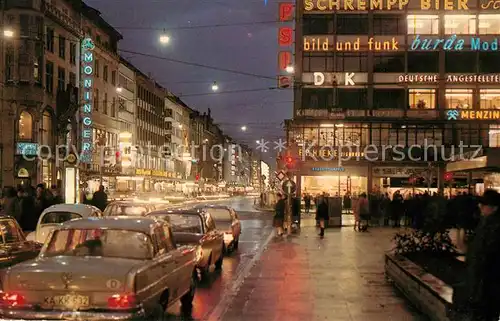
[103,201,157,216]
[26,204,102,244]
[193,204,241,251]
[0,216,198,320]
[147,209,224,281]
[0,216,41,269]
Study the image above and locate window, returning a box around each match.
[111,97,116,117]
[18,111,33,140]
[94,88,99,111]
[445,52,477,73]
[408,52,439,72]
[57,67,65,92]
[373,53,404,72]
[103,93,108,114]
[5,45,13,81]
[479,52,500,73]
[20,15,30,37]
[302,53,334,72]
[69,72,76,86]
[41,212,81,224]
[338,89,367,109]
[336,53,367,72]
[161,226,176,251]
[479,14,500,34]
[303,15,334,35]
[302,88,334,109]
[374,14,405,35]
[444,15,476,34]
[95,60,99,77]
[58,36,66,59]
[408,89,436,109]
[0,220,22,244]
[336,15,368,34]
[45,61,54,93]
[103,65,108,82]
[407,15,439,34]
[489,125,500,147]
[46,27,54,53]
[69,43,76,64]
[41,110,53,146]
[373,89,405,109]
[445,89,473,109]
[480,89,500,109]
[111,70,116,85]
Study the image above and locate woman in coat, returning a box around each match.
[316,195,329,238]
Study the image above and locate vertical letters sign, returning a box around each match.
[81,37,95,163]
[277,2,294,89]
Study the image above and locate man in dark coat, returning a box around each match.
[274,193,285,236]
[316,194,329,238]
[462,189,500,321]
[92,185,108,212]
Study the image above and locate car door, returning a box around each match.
[205,214,223,259]
[230,209,242,237]
[153,226,182,301]
[162,224,191,297]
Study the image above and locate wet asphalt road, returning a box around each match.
[166,196,273,320]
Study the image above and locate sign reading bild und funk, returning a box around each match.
[81,37,95,163]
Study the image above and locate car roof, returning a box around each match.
[42,204,100,216]
[57,216,163,233]
[147,208,205,218]
[108,201,154,206]
[193,204,231,210]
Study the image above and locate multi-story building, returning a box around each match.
[287,0,500,197]
[0,0,82,188]
[114,58,136,192]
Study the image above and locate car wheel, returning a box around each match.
[215,245,224,270]
[180,273,196,316]
[148,303,166,321]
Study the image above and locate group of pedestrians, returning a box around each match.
[0,184,63,231]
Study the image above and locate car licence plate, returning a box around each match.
[44,294,90,309]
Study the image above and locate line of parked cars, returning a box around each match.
[0,200,242,320]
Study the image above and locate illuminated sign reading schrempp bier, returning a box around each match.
[81,37,95,163]
[303,0,470,11]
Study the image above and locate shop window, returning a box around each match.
[489,125,500,147]
[408,52,439,72]
[373,53,405,72]
[478,14,500,34]
[480,89,500,109]
[42,160,52,187]
[444,15,476,34]
[304,127,318,145]
[336,53,368,72]
[408,89,436,109]
[407,15,439,34]
[446,89,473,109]
[18,111,33,140]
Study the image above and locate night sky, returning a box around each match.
[85,0,292,156]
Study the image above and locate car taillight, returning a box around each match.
[0,292,25,307]
[107,294,136,309]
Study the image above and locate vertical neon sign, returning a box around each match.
[81,37,95,163]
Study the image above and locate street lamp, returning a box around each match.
[159,31,170,45]
[3,29,13,38]
[255,140,260,144]
[241,126,247,131]
[116,86,123,93]
[211,81,219,92]
[285,65,294,74]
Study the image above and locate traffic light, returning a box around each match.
[284,156,294,169]
[195,174,200,181]
[444,172,453,181]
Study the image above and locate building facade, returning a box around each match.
[287,0,500,197]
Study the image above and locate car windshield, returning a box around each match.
[41,212,82,224]
[205,208,232,221]
[109,205,148,216]
[0,219,22,244]
[43,229,153,260]
[165,214,203,234]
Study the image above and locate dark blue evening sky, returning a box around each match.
[85,0,292,149]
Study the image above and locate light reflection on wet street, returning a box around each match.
[167,197,273,320]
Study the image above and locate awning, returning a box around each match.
[446,149,500,173]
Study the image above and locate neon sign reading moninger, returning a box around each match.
[81,37,95,163]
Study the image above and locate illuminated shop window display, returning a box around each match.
[478,14,500,34]
[446,89,473,109]
[480,89,500,109]
[407,15,439,35]
[444,15,476,35]
[301,175,368,197]
[18,111,33,140]
[489,125,500,147]
[408,89,436,109]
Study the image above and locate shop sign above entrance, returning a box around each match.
[296,109,345,119]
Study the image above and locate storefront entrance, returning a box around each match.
[301,175,367,196]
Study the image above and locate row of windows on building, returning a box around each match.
[303,88,500,110]
[303,14,500,35]
[303,52,500,73]
[289,123,500,147]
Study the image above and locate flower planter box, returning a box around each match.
[385,253,455,321]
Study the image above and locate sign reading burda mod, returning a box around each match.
[80,37,95,163]
[277,3,294,89]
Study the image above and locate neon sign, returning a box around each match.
[447,110,500,120]
[303,36,399,52]
[410,35,498,51]
[303,0,469,11]
[398,74,500,83]
[81,37,95,163]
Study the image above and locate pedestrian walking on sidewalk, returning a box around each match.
[274,193,285,237]
[316,195,329,238]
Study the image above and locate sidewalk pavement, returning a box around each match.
[221,220,425,321]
